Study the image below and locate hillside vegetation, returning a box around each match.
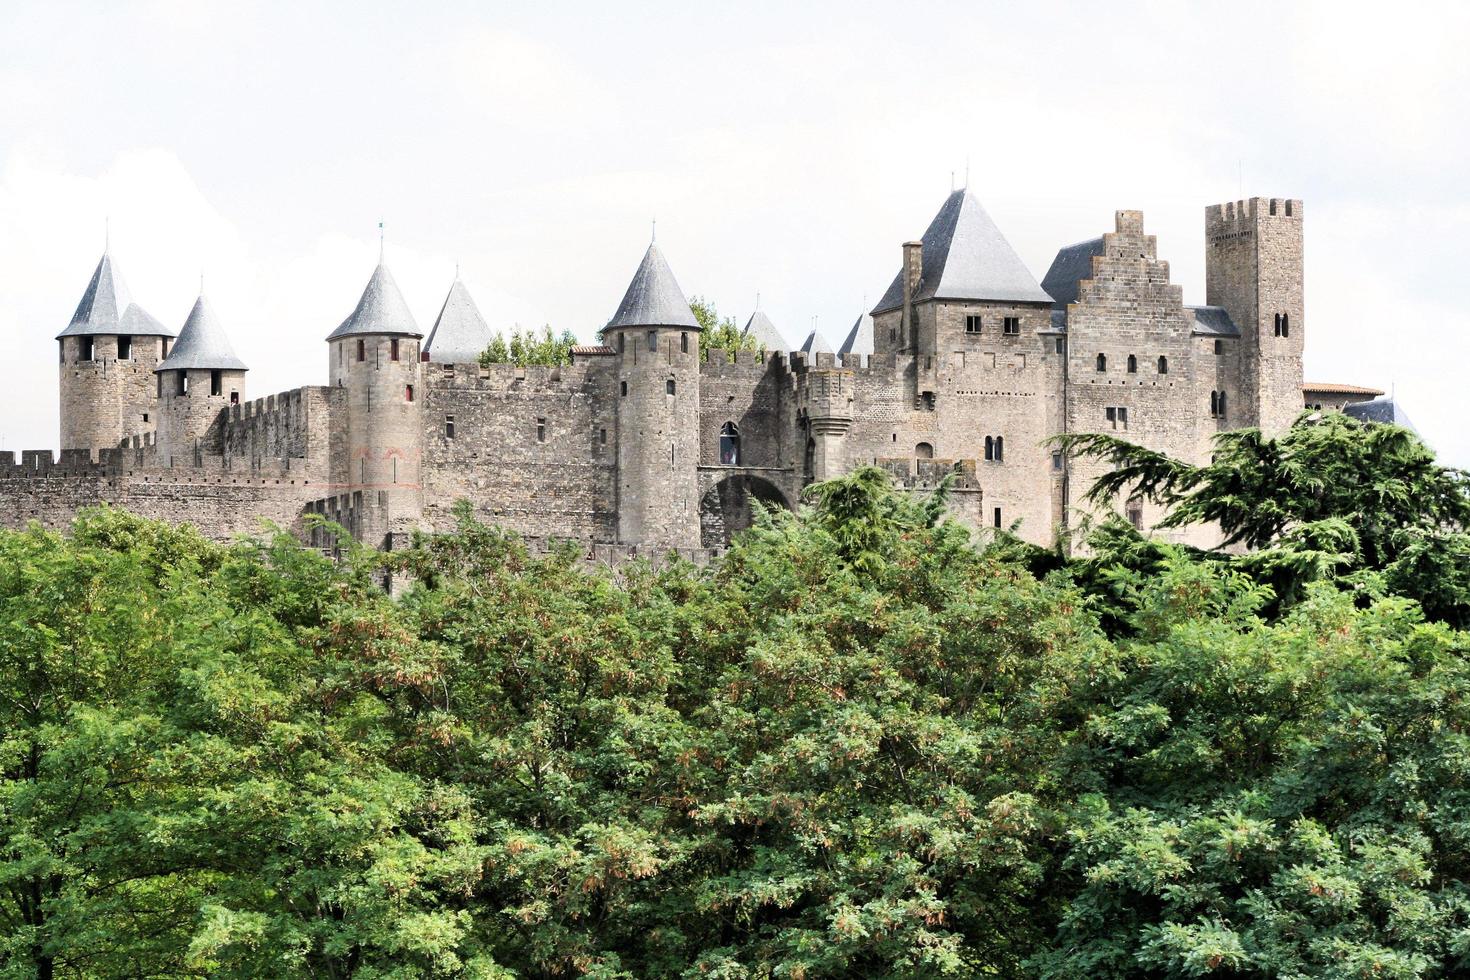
[5,413,1470,978]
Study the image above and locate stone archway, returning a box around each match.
[699,473,792,549]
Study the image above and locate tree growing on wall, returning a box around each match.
[691,296,759,359]
[478,325,578,367]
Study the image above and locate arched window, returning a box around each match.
[1281,313,1289,338]
[719,422,740,465]
[647,330,658,353]
[804,438,816,479]
[1210,390,1219,417]
[995,436,1004,462]
[681,332,689,354]
[1157,356,1168,374]
[1127,354,1137,374]
[1218,391,1227,417]
[915,442,934,459]
[1096,353,1107,372]
[984,436,994,461]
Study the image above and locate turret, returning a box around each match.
[1205,197,1304,435]
[154,295,247,464]
[326,261,424,546]
[601,243,701,552]
[56,252,175,454]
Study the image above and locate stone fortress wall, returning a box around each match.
[0,189,1389,560]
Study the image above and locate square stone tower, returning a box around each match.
[1205,198,1304,435]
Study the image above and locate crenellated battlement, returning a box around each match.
[425,360,602,392]
[698,348,787,379]
[874,457,983,491]
[1206,197,1303,227]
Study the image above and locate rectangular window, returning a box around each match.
[681,332,689,353]
[618,333,626,353]
[142,412,149,423]
[1054,337,1065,354]
[357,339,365,362]
[647,330,657,353]
[156,375,162,398]
[445,414,455,439]
[404,384,414,402]
[161,338,170,358]
[965,315,982,334]
[537,417,546,443]
[117,335,132,360]
[230,391,239,405]
[1106,406,1128,430]
[1127,502,1144,530]
[210,370,222,396]
[1003,317,1020,335]
[599,428,607,445]
[390,338,400,361]
[177,372,187,396]
[1052,451,1063,471]
[993,507,1002,528]
[81,336,94,361]
[1214,339,1224,355]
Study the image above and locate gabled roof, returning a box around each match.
[838,312,873,357]
[742,310,787,350]
[56,252,175,339]
[872,189,1053,314]
[1187,305,1241,337]
[1344,397,1417,432]
[604,244,699,330]
[157,295,247,372]
[326,262,422,340]
[424,279,493,363]
[1040,237,1104,308]
[800,329,834,355]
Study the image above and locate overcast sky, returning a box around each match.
[2,1,1466,462]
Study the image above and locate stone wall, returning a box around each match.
[419,360,619,542]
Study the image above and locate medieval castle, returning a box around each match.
[3,190,1394,560]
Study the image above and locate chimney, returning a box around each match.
[902,240,922,349]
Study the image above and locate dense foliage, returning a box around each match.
[5,415,1470,977]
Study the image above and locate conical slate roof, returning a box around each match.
[425,279,493,363]
[872,189,1052,314]
[56,252,175,339]
[157,295,247,372]
[1344,397,1418,433]
[838,312,874,357]
[742,310,786,350]
[327,262,422,340]
[800,329,834,355]
[604,244,699,330]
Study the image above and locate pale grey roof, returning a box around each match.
[800,329,834,355]
[424,279,493,363]
[1188,305,1241,337]
[604,244,699,330]
[1040,237,1104,307]
[327,263,422,340]
[742,310,787,350]
[873,189,1053,314]
[837,312,873,357]
[157,295,247,372]
[1344,397,1417,432]
[56,252,175,339]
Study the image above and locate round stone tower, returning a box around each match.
[56,252,176,454]
[326,261,424,545]
[602,243,702,552]
[154,294,247,465]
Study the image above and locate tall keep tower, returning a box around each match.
[154,295,247,464]
[327,262,425,546]
[56,252,175,454]
[602,244,702,552]
[1205,197,1304,435]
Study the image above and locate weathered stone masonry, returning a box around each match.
[1,190,1386,556]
